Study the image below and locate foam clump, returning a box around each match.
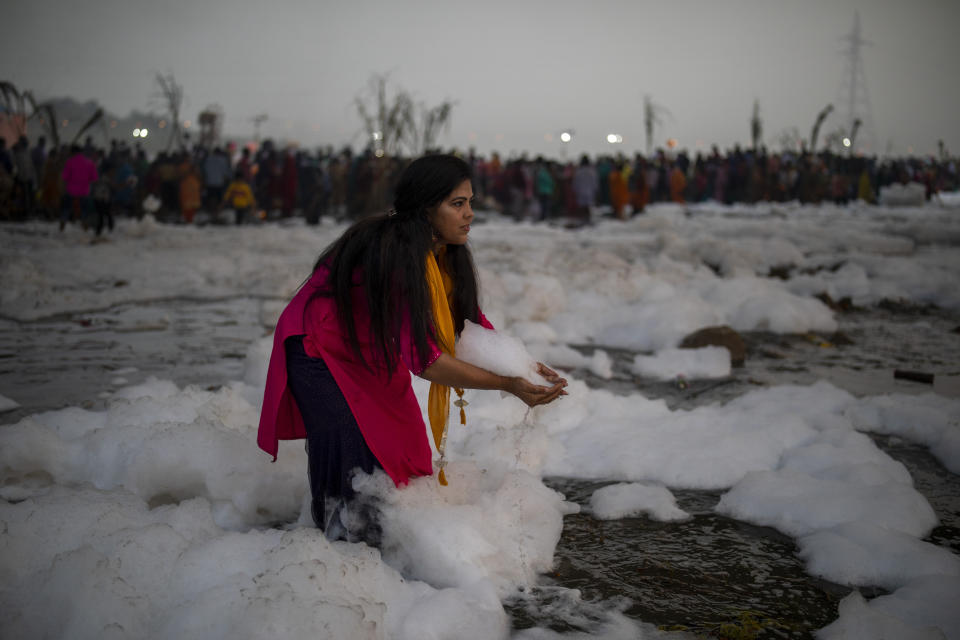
[879,181,927,207]
[631,346,731,381]
[818,576,960,640]
[798,521,960,591]
[847,392,960,474]
[457,320,549,386]
[589,482,689,521]
[716,469,938,539]
[528,343,613,379]
[352,462,567,594]
[0,375,566,639]
[0,484,514,640]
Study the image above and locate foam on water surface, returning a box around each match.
[1,203,959,637]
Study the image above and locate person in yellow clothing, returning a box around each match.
[178,158,202,224]
[669,163,687,203]
[222,170,257,225]
[608,162,629,220]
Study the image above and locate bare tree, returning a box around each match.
[848,117,862,154]
[1,80,104,148]
[643,95,670,156]
[809,104,833,152]
[354,73,454,157]
[354,73,414,157]
[0,81,33,139]
[32,102,61,148]
[153,72,186,152]
[408,100,454,155]
[750,100,763,151]
[823,126,847,153]
[775,127,803,153]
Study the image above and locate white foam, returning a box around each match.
[798,522,960,591]
[631,346,731,381]
[589,483,689,521]
[818,576,960,640]
[3,206,960,637]
[847,393,960,473]
[456,320,550,386]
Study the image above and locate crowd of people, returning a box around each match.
[1,132,957,231]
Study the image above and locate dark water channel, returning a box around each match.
[1,298,958,639]
[507,306,960,638]
[0,297,269,424]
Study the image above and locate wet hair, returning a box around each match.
[309,154,480,374]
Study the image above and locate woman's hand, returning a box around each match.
[506,363,568,408]
[536,363,566,386]
[420,354,568,407]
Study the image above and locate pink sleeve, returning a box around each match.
[478,309,495,330]
[400,309,493,375]
[400,313,442,375]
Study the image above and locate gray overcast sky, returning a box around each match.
[4,0,959,157]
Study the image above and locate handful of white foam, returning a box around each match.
[456,320,550,386]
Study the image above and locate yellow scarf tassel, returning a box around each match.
[425,250,465,486]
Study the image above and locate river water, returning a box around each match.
[1,295,957,638]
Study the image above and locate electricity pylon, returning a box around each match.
[836,10,877,155]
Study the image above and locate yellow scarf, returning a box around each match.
[425,250,465,486]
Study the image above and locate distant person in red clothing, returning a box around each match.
[60,145,98,231]
[280,148,298,217]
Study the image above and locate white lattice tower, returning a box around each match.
[836,10,878,155]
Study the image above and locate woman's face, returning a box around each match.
[429,179,474,248]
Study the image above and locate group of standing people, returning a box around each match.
[2,133,956,228]
[467,147,959,222]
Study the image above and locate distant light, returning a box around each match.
[158,120,167,129]
[842,137,852,148]
[372,130,383,141]
[133,128,141,137]
[560,132,572,143]
[183,120,192,129]
[140,129,149,138]
[666,138,678,149]
[606,133,622,144]
[374,149,385,158]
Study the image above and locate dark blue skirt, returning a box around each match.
[284,335,382,530]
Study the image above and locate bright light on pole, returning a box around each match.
[560,131,572,143]
[140,129,149,138]
[842,137,852,148]
[606,134,622,144]
[133,128,141,137]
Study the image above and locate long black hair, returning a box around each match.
[308,154,481,374]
